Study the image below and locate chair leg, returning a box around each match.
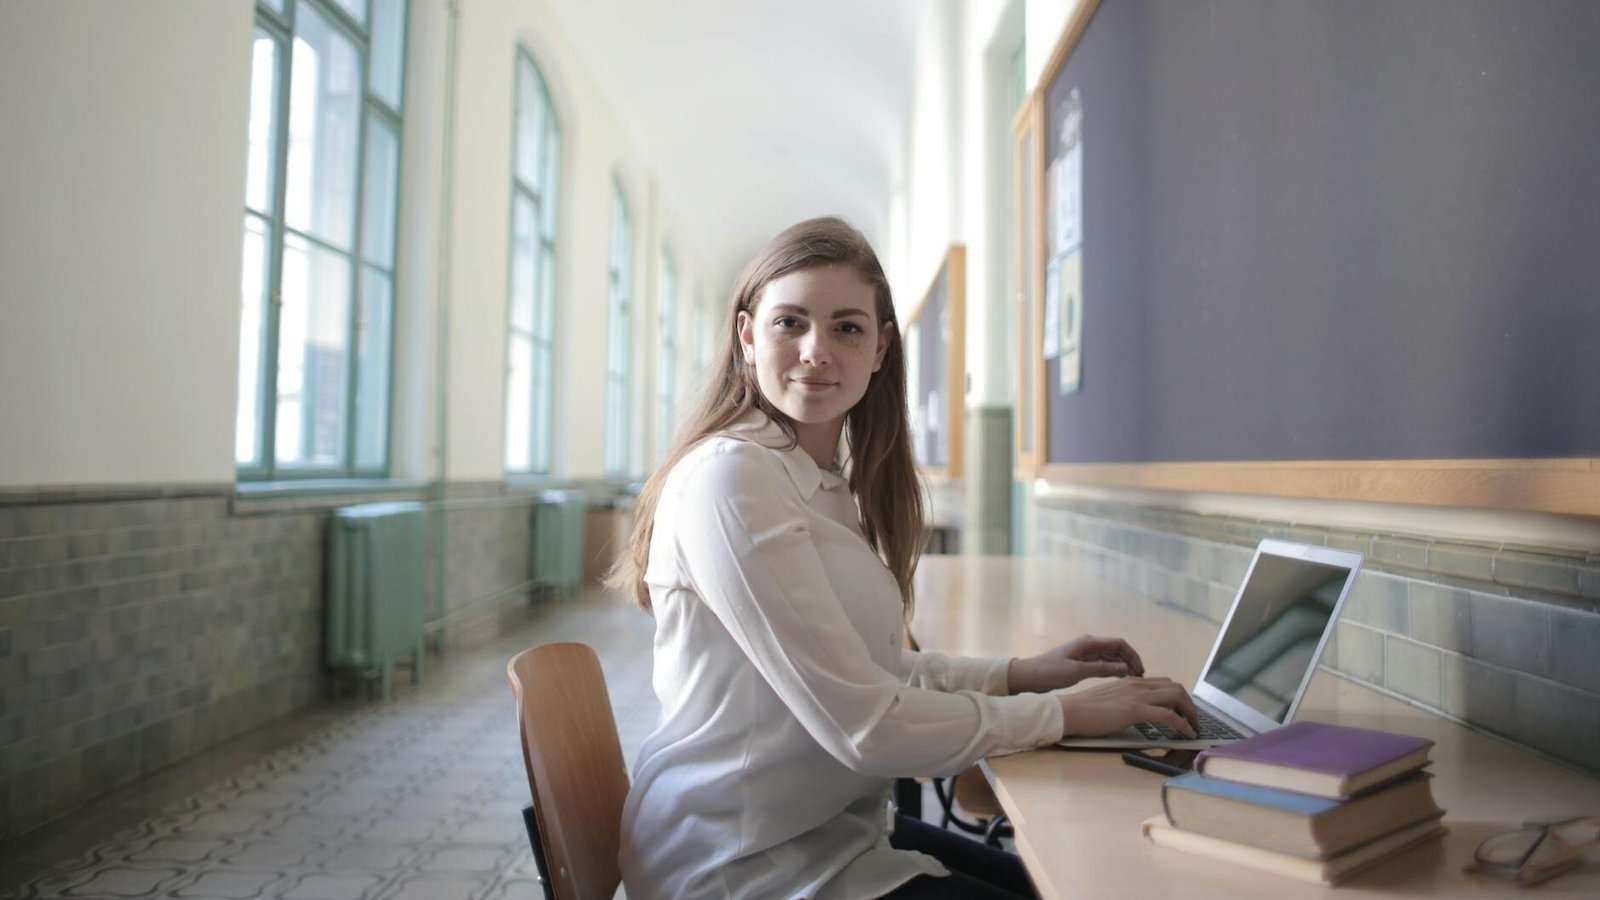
[932,773,991,836]
[893,777,923,820]
[983,813,1013,847]
[522,804,557,900]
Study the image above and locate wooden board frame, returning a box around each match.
[1018,0,1600,518]
[1012,92,1046,480]
[905,244,966,481]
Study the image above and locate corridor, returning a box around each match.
[1,589,657,900]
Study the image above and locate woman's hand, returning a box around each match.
[1007,635,1145,694]
[1057,677,1200,739]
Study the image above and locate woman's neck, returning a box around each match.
[791,418,844,471]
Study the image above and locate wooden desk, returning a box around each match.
[911,556,1600,898]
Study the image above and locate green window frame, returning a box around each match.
[505,47,562,475]
[604,181,633,476]
[655,249,677,459]
[236,0,408,480]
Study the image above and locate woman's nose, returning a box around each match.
[798,330,832,365]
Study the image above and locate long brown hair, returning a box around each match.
[606,216,925,614]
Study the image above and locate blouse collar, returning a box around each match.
[722,412,849,501]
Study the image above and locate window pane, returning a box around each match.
[532,336,552,472]
[286,3,362,251]
[260,0,285,15]
[505,334,532,471]
[369,0,406,110]
[354,266,392,469]
[361,111,399,269]
[246,30,281,214]
[276,234,352,467]
[509,192,536,333]
[537,243,556,338]
[236,215,272,466]
[330,0,366,26]
[541,125,561,234]
[514,56,544,186]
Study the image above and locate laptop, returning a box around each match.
[1058,539,1363,750]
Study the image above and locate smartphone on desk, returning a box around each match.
[1120,748,1198,778]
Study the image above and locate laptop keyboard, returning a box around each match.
[1135,708,1246,742]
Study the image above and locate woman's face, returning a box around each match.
[738,265,889,460]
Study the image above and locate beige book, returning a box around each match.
[1142,814,1445,885]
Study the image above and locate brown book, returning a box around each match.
[1161,771,1442,858]
[1143,814,1446,885]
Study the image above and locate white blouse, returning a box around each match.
[618,417,1064,899]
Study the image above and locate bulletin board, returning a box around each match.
[907,245,967,480]
[1014,0,1600,517]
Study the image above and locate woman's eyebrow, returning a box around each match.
[768,303,871,319]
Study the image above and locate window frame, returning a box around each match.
[655,248,677,459]
[504,45,563,476]
[604,180,634,476]
[237,0,407,482]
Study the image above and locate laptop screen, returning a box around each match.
[1199,548,1357,724]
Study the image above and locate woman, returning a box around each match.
[609,217,1197,899]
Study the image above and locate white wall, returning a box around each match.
[1025,0,1084,92]
[447,0,708,481]
[0,0,253,486]
[895,0,964,310]
[887,0,1026,407]
[0,0,707,488]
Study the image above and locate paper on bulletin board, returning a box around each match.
[1045,86,1085,394]
[1057,246,1083,394]
[1042,255,1061,360]
[1053,132,1083,257]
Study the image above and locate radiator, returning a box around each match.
[531,490,587,597]
[326,501,427,697]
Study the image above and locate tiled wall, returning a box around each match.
[0,489,327,836]
[1033,495,1600,774]
[0,481,607,838]
[961,406,1012,555]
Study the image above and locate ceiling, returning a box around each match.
[543,0,926,297]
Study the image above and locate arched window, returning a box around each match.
[655,249,678,459]
[505,48,563,474]
[604,181,633,476]
[236,0,408,479]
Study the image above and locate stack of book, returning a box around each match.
[1143,721,1446,884]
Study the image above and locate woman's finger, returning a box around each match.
[1143,704,1197,738]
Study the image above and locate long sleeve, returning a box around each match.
[898,648,1013,696]
[670,440,1061,778]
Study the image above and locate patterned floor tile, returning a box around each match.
[274,872,388,900]
[377,874,490,900]
[3,590,660,900]
[217,838,325,870]
[410,844,509,876]
[481,876,543,900]
[57,865,185,897]
[317,843,416,873]
[168,867,281,898]
[133,835,234,865]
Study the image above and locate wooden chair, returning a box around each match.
[508,642,630,900]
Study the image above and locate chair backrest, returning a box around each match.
[508,642,630,900]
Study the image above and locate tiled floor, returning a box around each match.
[0,587,660,900]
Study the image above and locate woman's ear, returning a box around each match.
[873,321,893,372]
[737,310,756,363]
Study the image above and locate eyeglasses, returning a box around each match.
[1465,815,1599,886]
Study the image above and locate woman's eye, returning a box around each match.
[839,322,865,335]
[774,316,802,330]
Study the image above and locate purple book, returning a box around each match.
[1195,721,1434,799]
